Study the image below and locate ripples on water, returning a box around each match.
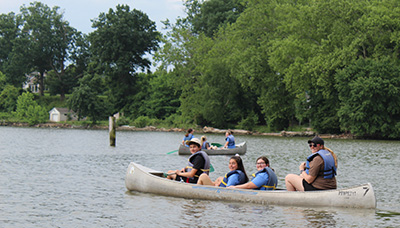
[0,127,399,227]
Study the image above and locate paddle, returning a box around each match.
[167,149,178,154]
[163,164,215,177]
[210,164,215,172]
[211,142,223,147]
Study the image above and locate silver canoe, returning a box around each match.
[178,141,247,155]
[125,162,376,209]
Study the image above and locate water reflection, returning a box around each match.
[302,209,337,227]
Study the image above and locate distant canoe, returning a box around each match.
[125,162,377,209]
[178,142,247,155]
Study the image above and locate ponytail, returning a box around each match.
[323,146,338,168]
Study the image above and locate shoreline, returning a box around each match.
[0,122,355,139]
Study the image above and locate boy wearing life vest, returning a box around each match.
[167,138,210,183]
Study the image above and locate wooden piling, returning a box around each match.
[109,116,116,147]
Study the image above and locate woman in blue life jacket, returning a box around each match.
[229,156,278,191]
[223,130,235,149]
[200,135,211,150]
[197,154,248,187]
[285,136,338,191]
[182,128,194,147]
[167,138,210,183]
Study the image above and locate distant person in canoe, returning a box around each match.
[197,154,248,187]
[182,128,194,147]
[200,135,211,150]
[285,136,338,191]
[229,156,278,190]
[223,130,235,149]
[167,138,210,183]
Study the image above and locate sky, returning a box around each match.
[0,0,187,34]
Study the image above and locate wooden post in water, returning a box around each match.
[109,116,116,147]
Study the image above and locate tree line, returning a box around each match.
[1,0,400,139]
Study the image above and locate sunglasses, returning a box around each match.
[309,143,318,147]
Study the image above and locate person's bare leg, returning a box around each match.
[214,176,224,186]
[166,170,177,180]
[197,173,214,185]
[285,174,305,191]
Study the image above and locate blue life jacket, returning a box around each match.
[185,151,211,181]
[183,134,194,147]
[202,141,210,149]
[219,170,246,187]
[251,167,278,190]
[226,135,235,149]
[305,150,336,179]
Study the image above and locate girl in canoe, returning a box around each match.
[182,128,194,147]
[285,136,338,191]
[167,138,210,183]
[197,154,248,187]
[200,135,211,150]
[229,156,278,190]
[223,130,235,149]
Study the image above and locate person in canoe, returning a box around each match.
[200,135,211,150]
[223,130,235,149]
[285,136,338,191]
[197,154,248,187]
[182,128,194,147]
[228,156,278,190]
[167,138,210,183]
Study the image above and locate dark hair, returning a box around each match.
[256,156,275,172]
[185,128,193,137]
[230,155,249,183]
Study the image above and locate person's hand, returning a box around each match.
[299,162,306,171]
[227,186,235,188]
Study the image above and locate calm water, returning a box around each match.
[0,126,399,227]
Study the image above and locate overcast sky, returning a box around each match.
[0,0,187,34]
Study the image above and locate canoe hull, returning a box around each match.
[125,162,376,209]
[178,142,247,155]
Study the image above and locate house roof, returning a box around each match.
[50,107,75,114]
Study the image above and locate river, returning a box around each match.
[0,126,399,227]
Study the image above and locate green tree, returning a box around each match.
[204,1,294,130]
[68,73,110,123]
[0,84,20,112]
[89,4,160,113]
[20,2,80,96]
[123,71,180,120]
[155,1,256,128]
[147,71,180,119]
[336,58,400,138]
[15,92,48,124]
[186,0,245,37]
[0,12,29,86]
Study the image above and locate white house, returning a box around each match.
[22,72,47,93]
[49,107,78,122]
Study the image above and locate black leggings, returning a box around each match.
[302,179,322,191]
